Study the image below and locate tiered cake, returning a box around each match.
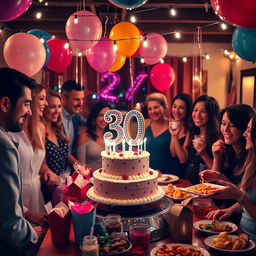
[87,150,164,205]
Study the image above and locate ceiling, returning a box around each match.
[3,0,234,43]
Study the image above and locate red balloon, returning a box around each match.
[211,0,256,28]
[150,63,175,92]
[46,39,73,73]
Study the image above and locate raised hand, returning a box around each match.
[212,139,226,160]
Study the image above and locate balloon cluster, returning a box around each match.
[211,0,256,62]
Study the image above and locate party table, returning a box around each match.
[37,179,256,256]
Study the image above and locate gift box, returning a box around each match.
[48,202,71,245]
[72,163,91,181]
[168,198,193,243]
[69,201,97,245]
[67,174,90,203]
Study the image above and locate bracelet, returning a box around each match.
[237,191,247,204]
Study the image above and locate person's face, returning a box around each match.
[36,89,48,117]
[8,87,32,132]
[95,107,110,130]
[172,99,187,121]
[221,112,242,146]
[62,90,84,114]
[192,101,209,127]
[244,119,253,150]
[147,100,165,121]
[43,96,61,123]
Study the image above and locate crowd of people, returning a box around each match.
[1,67,256,255]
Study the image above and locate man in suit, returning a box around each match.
[0,67,44,255]
[61,80,86,157]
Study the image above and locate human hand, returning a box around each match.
[26,210,48,227]
[169,119,181,136]
[42,170,60,186]
[192,135,206,155]
[199,170,222,183]
[212,180,242,200]
[212,139,226,159]
[33,226,47,243]
[206,208,233,221]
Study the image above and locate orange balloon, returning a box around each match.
[108,54,126,72]
[109,22,140,57]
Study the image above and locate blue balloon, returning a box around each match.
[27,29,51,66]
[232,27,256,62]
[108,0,148,9]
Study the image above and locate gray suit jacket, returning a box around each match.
[0,127,37,255]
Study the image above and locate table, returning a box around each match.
[37,179,256,256]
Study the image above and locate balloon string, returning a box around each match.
[104,16,109,37]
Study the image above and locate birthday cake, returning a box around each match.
[87,150,164,205]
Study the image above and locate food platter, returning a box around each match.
[150,243,210,256]
[158,174,179,184]
[162,185,195,202]
[181,183,225,196]
[205,235,255,253]
[193,220,238,234]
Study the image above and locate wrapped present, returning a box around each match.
[48,202,71,245]
[67,174,90,203]
[69,201,97,245]
[168,198,193,243]
[72,163,91,180]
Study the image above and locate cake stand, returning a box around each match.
[95,197,173,242]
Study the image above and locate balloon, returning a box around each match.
[0,0,32,21]
[139,33,167,65]
[109,22,140,57]
[46,39,73,73]
[65,10,102,51]
[108,0,148,9]
[232,28,256,62]
[27,29,51,67]
[3,33,46,77]
[130,29,144,58]
[86,37,117,73]
[108,54,126,72]
[150,63,175,92]
[211,0,256,28]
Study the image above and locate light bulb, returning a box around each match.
[175,31,181,39]
[182,57,187,62]
[130,15,136,23]
[35,12,42,19]
[170,8,176,16]
[64,42,69,49]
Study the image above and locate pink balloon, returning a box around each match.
[139,33,167,65]
[150,63,175,92]
[3,33,46,77]
[86,37,117,73]
[46,39,73,73]
[0,0,32,21]
[65,10,102,51]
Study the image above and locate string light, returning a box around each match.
[140,58,145,64]
[113,40,118,51]
[38,0,43,2]
[142,37,148,47]
[160,58,164,63]
[35,12,42,19]
[64,41,69,49]
[220,22,227,30]
[44,2,48,6]
[174,31,181,39]
[78,51,82,57]
[182,57,188,62]
[130,15,136,23]
[74,14,78,24]
[51,35,55,39]
[39,36,45,43]
[205,54,210,60]
[170,8,177,16]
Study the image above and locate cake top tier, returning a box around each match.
[101,150,149,159]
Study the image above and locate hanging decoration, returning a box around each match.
[139,33,168,65]
[150,63,175,92]
[232,27,256,62]
[65,10,102,50]
[99,72,120,102]
[3,33,46,77]
[109,22,141,57]
[108,0,148,9]
[0,0,32,21]
[125,72,148,101]
[211,0,256,28]
[86,36,117,73]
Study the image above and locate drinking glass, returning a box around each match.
[105,214,123,234]
[193,197,213,219]
[129,223,150,256]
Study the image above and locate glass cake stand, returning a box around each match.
[95,197,173,242]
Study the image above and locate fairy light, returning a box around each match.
[140,58,145,64]
[35,12,42,19]
[113,40,118,51]
[205,54,210,60]
[174,31,181,39]
[78,51,82,57]
[224,49,230,56]
[51,35,55,39]
[170,8,177,16]
[74,14,78,24]
[44,2,48,6]
[64,41,69,49]
[194,75,200,82]
[142,37,148,47]
[130,15,136,23]
[38,0,43,2]
[40,37,45,43]
[160,58,164,63]
[182,57,187,62]
[220,22,227,30]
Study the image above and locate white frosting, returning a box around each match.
[87,186,164,205]
[99,170,152,180]
[101,150,150,159]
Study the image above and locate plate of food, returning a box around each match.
[194,220,238,234]
[181,183,225,196]
[204,232,255,253]
[150,243,210,256]
[157,173,179,184]
[163,184,195,201]
[98,233,132,256]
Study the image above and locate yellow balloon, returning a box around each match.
[108,54,126,72]
[109,22,140,57]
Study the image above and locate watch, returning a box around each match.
[237,191,247,204]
